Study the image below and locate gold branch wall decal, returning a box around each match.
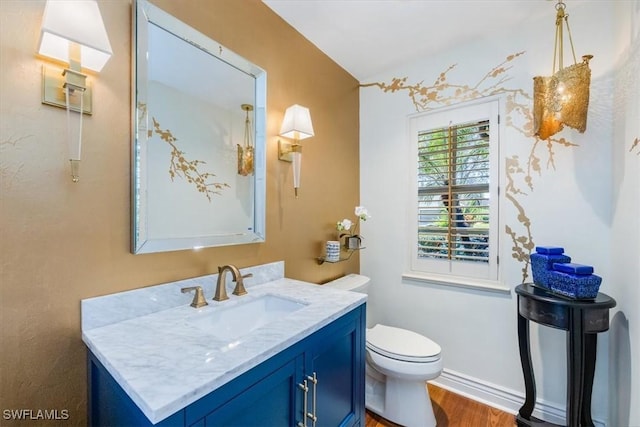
[505,156,528,197]
[505,156,535,282]
[361,53,527,111]
[631,137,639,155]
[362,51,585,282]
[151,117,230,202]
[361,52,579,190]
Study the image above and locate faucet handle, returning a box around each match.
[232,273,252,296]
[181,286,208,308]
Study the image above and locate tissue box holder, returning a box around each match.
[531,249,571,289]
[548,271,602,299]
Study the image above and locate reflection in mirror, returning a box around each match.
[132,0,266,254]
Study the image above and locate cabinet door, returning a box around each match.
[304,305,365,427]
[204,357,303,427]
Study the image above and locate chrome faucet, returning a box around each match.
[213,265,253,301]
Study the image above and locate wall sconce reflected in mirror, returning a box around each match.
[37,0,112,182]
[278,104,314,198]
[533,0,592,140]
[237,104,254,176]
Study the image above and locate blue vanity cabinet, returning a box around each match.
[88,304,365,427]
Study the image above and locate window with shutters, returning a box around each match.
[409,99,500,281]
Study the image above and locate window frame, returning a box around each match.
[406,97,503,286]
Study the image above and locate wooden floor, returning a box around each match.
[364,383,516,427]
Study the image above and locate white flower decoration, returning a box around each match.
[337,218,353,231]
[355,206,371,221]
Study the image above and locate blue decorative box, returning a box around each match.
[553,262,594,275]
[531,246,571,289]
[535,246,565,255]
[548,270,602,299]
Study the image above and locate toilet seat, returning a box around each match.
[367,324,441,363]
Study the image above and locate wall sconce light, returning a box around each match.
[533,0,592,140]
[237,104,254,176]
[38,0,112,182]
[278,104,314,197]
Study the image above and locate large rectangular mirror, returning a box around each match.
[132,0,266,254]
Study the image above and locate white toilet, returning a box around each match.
[324,274,442,427]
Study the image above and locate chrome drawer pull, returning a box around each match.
[297,380,308,427]
[306,372,318,426]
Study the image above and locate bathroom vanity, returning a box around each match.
[82,262,366,426]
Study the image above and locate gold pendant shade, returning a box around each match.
[237,144,254,176]
[237,104,255,176]
[533,1,592,140]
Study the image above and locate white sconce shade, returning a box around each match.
[38,0,112,72]
[278,104,314,198]
[279,104,314,140]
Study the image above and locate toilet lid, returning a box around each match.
[366,324,441,363]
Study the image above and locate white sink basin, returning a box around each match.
[188,294,307,341]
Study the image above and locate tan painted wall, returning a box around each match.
[0,1,360,424]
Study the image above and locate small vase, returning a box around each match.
[344,235,361,250]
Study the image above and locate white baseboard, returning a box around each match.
[430,369,605,427]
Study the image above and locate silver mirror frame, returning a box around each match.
[131,0,266,254]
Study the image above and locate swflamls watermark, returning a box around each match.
[3,409,69,421]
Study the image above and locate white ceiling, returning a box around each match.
[262,0,568,81]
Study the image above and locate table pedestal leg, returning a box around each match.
[518,310,536,420]
[567,310,585,427]
[581,333,597,427]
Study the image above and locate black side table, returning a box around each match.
[515,283,616,427]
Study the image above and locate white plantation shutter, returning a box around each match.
[410,100,500,280]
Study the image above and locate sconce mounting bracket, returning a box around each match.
[42,66,93,115]
[278,140,294,162]
[278,140,303,163]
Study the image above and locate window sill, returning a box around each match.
[402,272,511,294]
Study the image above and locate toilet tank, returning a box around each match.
[324,274,370,293]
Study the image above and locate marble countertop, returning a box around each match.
[82,269,365,424]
